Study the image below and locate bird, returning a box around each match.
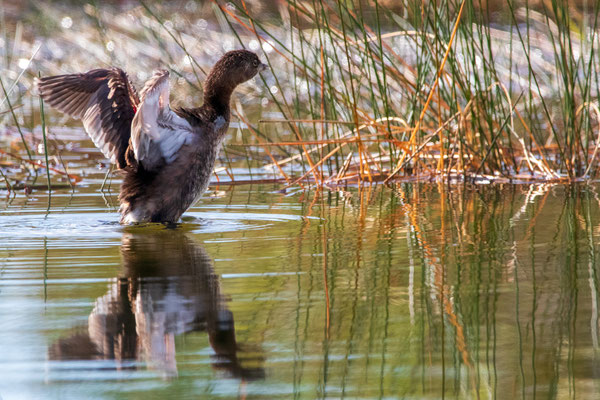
[49,230,264,379]
[36,50,266,224]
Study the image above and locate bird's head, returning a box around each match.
[205,49,267,90]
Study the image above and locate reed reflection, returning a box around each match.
[392,184,600,398]
[50,229,263,379]
[299,184,600,398]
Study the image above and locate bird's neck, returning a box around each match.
[203,89,231,116]
[203,75,237,116]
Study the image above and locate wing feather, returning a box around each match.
[36,68,139,169]
[130,70,193,171]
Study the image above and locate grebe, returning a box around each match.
[36,50,265,224]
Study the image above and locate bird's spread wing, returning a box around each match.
[36,68,139,169]
[130,70,194,171]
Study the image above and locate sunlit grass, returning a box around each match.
[219,0,600,183]
[1,0,599,190]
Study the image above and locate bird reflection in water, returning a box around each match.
[49,228,264,380]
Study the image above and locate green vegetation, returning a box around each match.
[0,0,599,190]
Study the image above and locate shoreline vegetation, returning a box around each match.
[0,0,599,192]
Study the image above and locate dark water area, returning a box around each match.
[1,181,600,399]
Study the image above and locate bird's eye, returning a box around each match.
[253,60,259,67]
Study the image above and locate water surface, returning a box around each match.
[1,181,600,399]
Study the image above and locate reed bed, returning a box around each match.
[1,0,599,190]
[227,0,600,184]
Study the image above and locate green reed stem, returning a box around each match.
[0,165,12,192]
[0,77,32,162]
[38,86,51,209]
